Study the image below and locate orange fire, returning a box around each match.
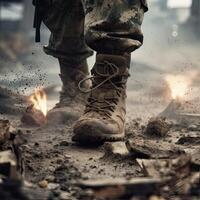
[165,75,189,100]
[29,89,47,116]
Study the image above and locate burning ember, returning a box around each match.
[21,89,47,126]
[29,89,47,116]
[165,74,190,100]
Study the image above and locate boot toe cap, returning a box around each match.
[73,118,124,144]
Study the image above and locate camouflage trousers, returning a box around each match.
[39,0,148,64]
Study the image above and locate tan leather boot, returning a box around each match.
[47,59,90,124]
[73,54,130,143]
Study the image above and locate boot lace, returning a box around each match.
[78,61,128,118]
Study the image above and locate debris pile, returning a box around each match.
[83,117,200,200]
[21,89,47,126]
[21,105,46,126]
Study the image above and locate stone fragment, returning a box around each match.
[149,196,166,200]
[59,141,69,146]
[103,142,129,157]
[38,180,48,188]
[145,117,170,137]
[48,183,60,190]
[176,136,200,145]
[188,124,199,131]
[126,137,185,159]
[60,192,71,200]
[45,175,55,182]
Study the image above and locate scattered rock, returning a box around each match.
[48,183,60,190]
[60,192,71,200]
[38,180,48,188]
[176,136,200,145]
[64,154,71,159]
[45,175,55,182]
[48,166,56,172]
[149,196,166,200]
[103,142,129,158]
[59,141,69,146]
[145,117,170,137]
[188,124,199,131]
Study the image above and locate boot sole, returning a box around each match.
[72,129,124,145]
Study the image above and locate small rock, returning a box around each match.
[64,154,71,159]
[48,183,60,190]
[188,124,198,131]
[45,175,55,182]
[60,192,71,200]
[103,142,129,157]
[21,105,46,126]
[149,196,165,200]
[38,180,48,188]
[145,117,170,137]
[59,141,69,146]
[56,158,64,164]
[48,166,56,172]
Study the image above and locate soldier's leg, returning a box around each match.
[37,0,93,123]
[73,0,148,143]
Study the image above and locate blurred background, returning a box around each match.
[0,0,200,118]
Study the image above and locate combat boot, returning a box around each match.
[73,54,130,143]
[47,59,90,123]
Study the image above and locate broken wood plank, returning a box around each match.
[126,137,185,159]
[137,155,191,178]
[136,159,167,178]
[78,177,163,199]
[136,155,200,196]
[0,150,20,180]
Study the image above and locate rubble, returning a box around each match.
[136,155,200,197]
[159,99,200,125]
[144,117,171,137]
[0,120,11,144]
[21,105,46,126]
[38,180,48,188]
[176,136,200,145]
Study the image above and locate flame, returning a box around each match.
[29,89,47,116]
[165,73,196,100]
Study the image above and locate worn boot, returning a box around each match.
[73,54,130,143]
[47,59,90,124]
